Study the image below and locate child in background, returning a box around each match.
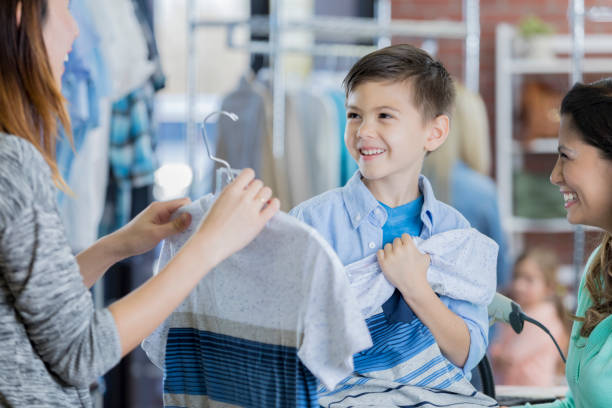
[490,248,569,386]
[290,44,497,406]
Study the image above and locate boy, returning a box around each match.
[290,44,497,406]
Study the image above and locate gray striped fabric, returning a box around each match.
[0,134,121,407]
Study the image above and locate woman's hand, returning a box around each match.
[377,233,431,299]
[77,197,193,287]
[110,197,194,259]
[194,168,280,266]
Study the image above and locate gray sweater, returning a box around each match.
[0,134,121,407]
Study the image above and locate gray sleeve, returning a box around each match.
[0,138,122,387]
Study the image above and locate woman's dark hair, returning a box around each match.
[343,44,455,122]
[0,0,72,190]
[560,78,612,160]
[560,78,612,338]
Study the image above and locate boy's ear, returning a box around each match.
[424,114,449,152]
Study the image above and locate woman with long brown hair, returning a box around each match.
[512,79,612,407]
[0,1,279,406]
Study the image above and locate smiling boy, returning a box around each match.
[290,44,496,406]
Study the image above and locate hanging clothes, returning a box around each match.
[56,0,112,251]
[215,73,291,209]
[60,102,112,251]
[98,83,158,236]
[215,74,270,182]
[57,0,162,250]
[142,195,372,407]
[216,73,347,211]
[328,89,357,186]
[84,0,155,100]
[287,89,339,205]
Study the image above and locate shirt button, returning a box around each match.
[368,242,376,249]
[355,214,361,221]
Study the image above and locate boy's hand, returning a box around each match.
[378,234,471,368]
[377,233,431,299]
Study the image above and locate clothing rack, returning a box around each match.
[185,0,480,192]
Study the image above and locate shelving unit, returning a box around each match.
[495,22,612,277]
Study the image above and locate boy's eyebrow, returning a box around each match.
[558,145,574,154]
[345,104,400,113]
[377,106,400,112]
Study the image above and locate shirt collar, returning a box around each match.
[341,171,383,229]
[342,171,440,232]
[418,174,437,234]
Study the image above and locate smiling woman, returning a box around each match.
[551,86,612,234]
[553,79,612,337]
[514,78,612,408]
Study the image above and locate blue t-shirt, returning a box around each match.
[379,196,424,246]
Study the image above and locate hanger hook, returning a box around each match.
[200,110,239,183]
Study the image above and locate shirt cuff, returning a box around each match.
[462,318,488,376]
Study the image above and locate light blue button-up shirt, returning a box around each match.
[290,171,489,375]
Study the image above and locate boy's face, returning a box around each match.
[345,80,447,187]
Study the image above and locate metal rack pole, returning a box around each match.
[187,0,198,195]
[495,24,515,254]
[270,0,285,159]
[376,0,392,48]
[570,0,586,291]
[464,0,480,93]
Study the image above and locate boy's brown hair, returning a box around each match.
[343,44,455,122]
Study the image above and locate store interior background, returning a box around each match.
[66,0,612,406]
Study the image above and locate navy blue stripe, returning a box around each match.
[414,363,457,387]
[396,355,446,384]
[353,314,437,373]
[434,371,466,390]
[163,328,318,407]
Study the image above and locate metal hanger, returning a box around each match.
[200,110,239,186]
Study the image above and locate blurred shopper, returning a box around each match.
[490,248,568,386]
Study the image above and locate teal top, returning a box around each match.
[520,246,612,408]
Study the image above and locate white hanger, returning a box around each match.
[200,110,239,192]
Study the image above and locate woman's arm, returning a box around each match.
[76,198,193,288]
